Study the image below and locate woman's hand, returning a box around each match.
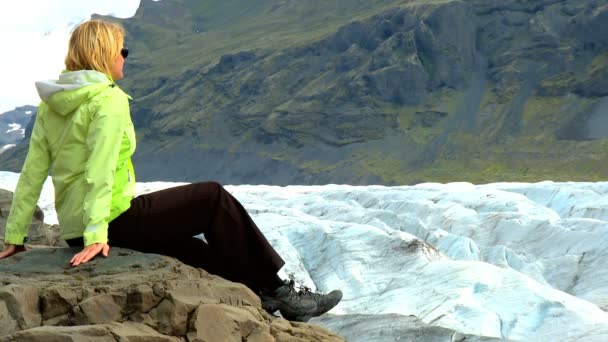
[0,244,26,259]
[70,243,110,267]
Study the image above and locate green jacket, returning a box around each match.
[4,70,136,246]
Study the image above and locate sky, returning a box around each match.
[0,0,152,114]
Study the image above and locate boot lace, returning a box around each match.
[284,280,324,300]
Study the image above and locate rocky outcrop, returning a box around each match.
[0,188,344,341]
[0,189,66,249]
[0,189,67,250]
[0,248,344,341]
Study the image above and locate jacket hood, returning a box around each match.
[35,70,114,116]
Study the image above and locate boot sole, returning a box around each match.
[262,297,317,320]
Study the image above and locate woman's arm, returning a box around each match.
[4,111,51,246]
[70,90,128,267]
[81,90,128,247]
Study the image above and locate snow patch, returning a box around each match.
[5,123,25,137]
[0,144,16,154]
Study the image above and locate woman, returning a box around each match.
[0,19,341,322]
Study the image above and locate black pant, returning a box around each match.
[66,182,285,292]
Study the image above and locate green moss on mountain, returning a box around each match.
[3,0,608,185]
[84,0,608,185]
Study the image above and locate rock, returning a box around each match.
[360,63,429,105]
[0,285,41,331]
[0,322,180,342]
[0,248,344,341]
[40,287,79,321]
[211,51,259,74]
[187,303,271,341]
[0,188,66,249]
[413,1,476,89]
[78,293,123,324]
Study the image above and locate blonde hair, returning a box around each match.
[65,20,125,77]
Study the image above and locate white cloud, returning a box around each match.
[0,0,148,113]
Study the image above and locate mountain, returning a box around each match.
[0,105,37,155]
[2,0,607,185]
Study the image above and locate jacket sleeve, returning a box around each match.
[82,92,128,246]
[4,112,51,245]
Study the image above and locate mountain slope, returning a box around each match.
[3,0,608,184]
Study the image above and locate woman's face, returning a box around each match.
[110,52,124,81]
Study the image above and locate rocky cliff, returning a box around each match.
[0,191,343,341]
[0,247,346,342]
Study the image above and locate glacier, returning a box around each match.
[1,171,607,341]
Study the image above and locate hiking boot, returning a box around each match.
[261,280,343,322]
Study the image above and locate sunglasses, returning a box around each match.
[121,47,129,59]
